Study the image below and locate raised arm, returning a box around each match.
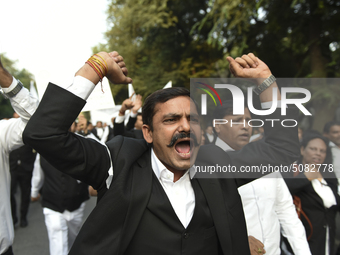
[0,55,39,153]
[114,95,135,136]
[126,94,142,131]
[23,52,132,190]
[114,94,143,137]
[227,53,280,103]
[226,53,300,182]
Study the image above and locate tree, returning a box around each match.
[195,0,340,131]
[0,54,35,119]
[96,0,223,103]
[99,0,340,131]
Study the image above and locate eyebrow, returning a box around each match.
[163,113,182,118]
[162,113,198,119]
[190,113,200,119]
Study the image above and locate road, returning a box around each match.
[12,195,96,255]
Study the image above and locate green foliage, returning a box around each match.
[0,54,35,119]
[100,0,223,102]
[97,0,340,130]
[194,0,340,130]
[0,97,13,119]
[196,0,339,76]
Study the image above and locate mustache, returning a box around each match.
[167,132,199,147]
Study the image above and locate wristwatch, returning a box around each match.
[0,80,23,99]
[253,75,276,96]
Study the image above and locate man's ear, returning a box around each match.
[142,124,153,143]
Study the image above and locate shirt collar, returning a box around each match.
[215,137,235,152]
[329,141,337,148]
[151,148,195,181]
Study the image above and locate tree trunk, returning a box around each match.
[308,1,327,78]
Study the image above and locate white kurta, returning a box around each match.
[0,78,38,254]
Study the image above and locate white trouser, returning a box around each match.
[43,203,85,255]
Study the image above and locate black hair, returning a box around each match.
[300,132,332,165]
[323,121,340,134]
[142,87,198,131]
[211,99,248,134]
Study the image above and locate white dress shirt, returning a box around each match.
[96,127,104,139]
[329,142,340,191]
[206,133,215,143]
[66,76,197,228]
[31,153,44,198]
[151,149,196,228]
[0,78,39,253]
[311,178,337,255]
[215,137,311,255]
[100,126,110,143]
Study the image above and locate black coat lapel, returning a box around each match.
[197,178,233,255]
[119,150,153,254]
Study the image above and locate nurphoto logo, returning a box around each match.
[193,79,312,129]
[197,83,311,116]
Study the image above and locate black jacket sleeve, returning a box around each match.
[23,83,111,190]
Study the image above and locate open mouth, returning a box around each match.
[312,158,322,163]
[175,140,192,158]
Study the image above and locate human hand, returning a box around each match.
[0,54,14,88]
[119,94,135,116]
[31,194,41,202]
[77,114,88,134]
[227,53,272,82]
[75,51,132,85]
[106,51,132,84]
[89,186,98,196]
[132,94,142,114]
[248,236,266,255]
[0,54,4,70]
[227,53,279,102]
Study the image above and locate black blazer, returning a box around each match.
[9,144,37,173]
[39,156,89,213]
[285,171,340,255]
[23,84,300,255]
[203,132,217,145]
[114,116,143,139]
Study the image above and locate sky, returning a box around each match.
[0,0,109,88]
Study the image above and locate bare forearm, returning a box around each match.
[75,63,101,85]
[0,68,13,88]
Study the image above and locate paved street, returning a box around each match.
[11,195,96,255]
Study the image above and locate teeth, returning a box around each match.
[178,152,190,156]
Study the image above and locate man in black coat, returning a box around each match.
[203,125,217,145]
[23,51,300,255]
[31,154,89,255]
[10,144,37,227]
[114,94,143,139]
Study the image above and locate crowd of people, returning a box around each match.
[202,105,340,255]
[0,51,340,255]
